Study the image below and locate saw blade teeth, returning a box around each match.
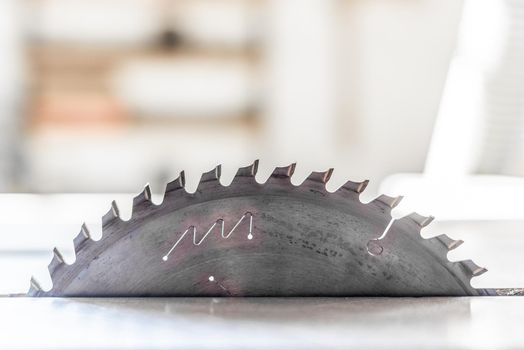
[235,160,259,177]
[341,179,369,194]
[73,223,91,253]
[26,161,494,297]
[271,163,296,179]
[102,200,120,228]
[306,169,334,184]
[48,247,65,274]
[200,165,222,183]
[372,195,403,209]
[165,171,186,194]
[435,234,464,251]
[406,212,434,228]
[458,259,488,277]
[133,184,152,208]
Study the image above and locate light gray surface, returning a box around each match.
[1,297,523,350]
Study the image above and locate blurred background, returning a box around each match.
[0,0,524,293]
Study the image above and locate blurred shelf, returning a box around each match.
[25,0,264,49]
[28,45,261,67]
[26,48,261,126]
[27,46,261,94]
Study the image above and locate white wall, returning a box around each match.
[336,0,464,195]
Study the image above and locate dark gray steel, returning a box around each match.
[27,161,494,297]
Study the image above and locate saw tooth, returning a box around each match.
[133,184,152,208]
[29,276,42,294]
[48,247,65,274]
[306,169,334,184]
[271,163,296,179]
[458,260,488,277]
[406,212,434,228]
[435,234,464,251]
[73,223,91,254]
[102,200,120,228]
[165,171,186,194]
[235,160,259,177]
[341,179,369,194]
[372,195,403,209]
[200,165,222,183]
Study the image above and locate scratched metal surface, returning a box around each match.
[1,297,524,350]
[29,165,489,296]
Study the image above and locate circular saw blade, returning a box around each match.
[28,161,493,297]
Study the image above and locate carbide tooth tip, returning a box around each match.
[474,267,488,276]
[422,215,435,227]
[30,276,42,291]
[408,212,434,227]
[133,185,152,207]
[358,180,370,193]
[102,201,121,227]
[52,248,64,263]
[452,239,465,249]
[235,160,259,178]
[271,163,296,179]
[460,260,488,277]
[111,200,120,216]
[436,234,463,250]
[374,194,403,209]
[200,165,222,183]
[48,248,65,273]
[448,239,464,250]
[165,171,186,193]
[74,223,91,252]
[80,223,90,238]
[143,184,152,200]
[306,169,333,184]
[179,171,186,185]
[341,179,369,194]
[325,168,334,182]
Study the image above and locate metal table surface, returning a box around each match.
[2,296,524,350]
